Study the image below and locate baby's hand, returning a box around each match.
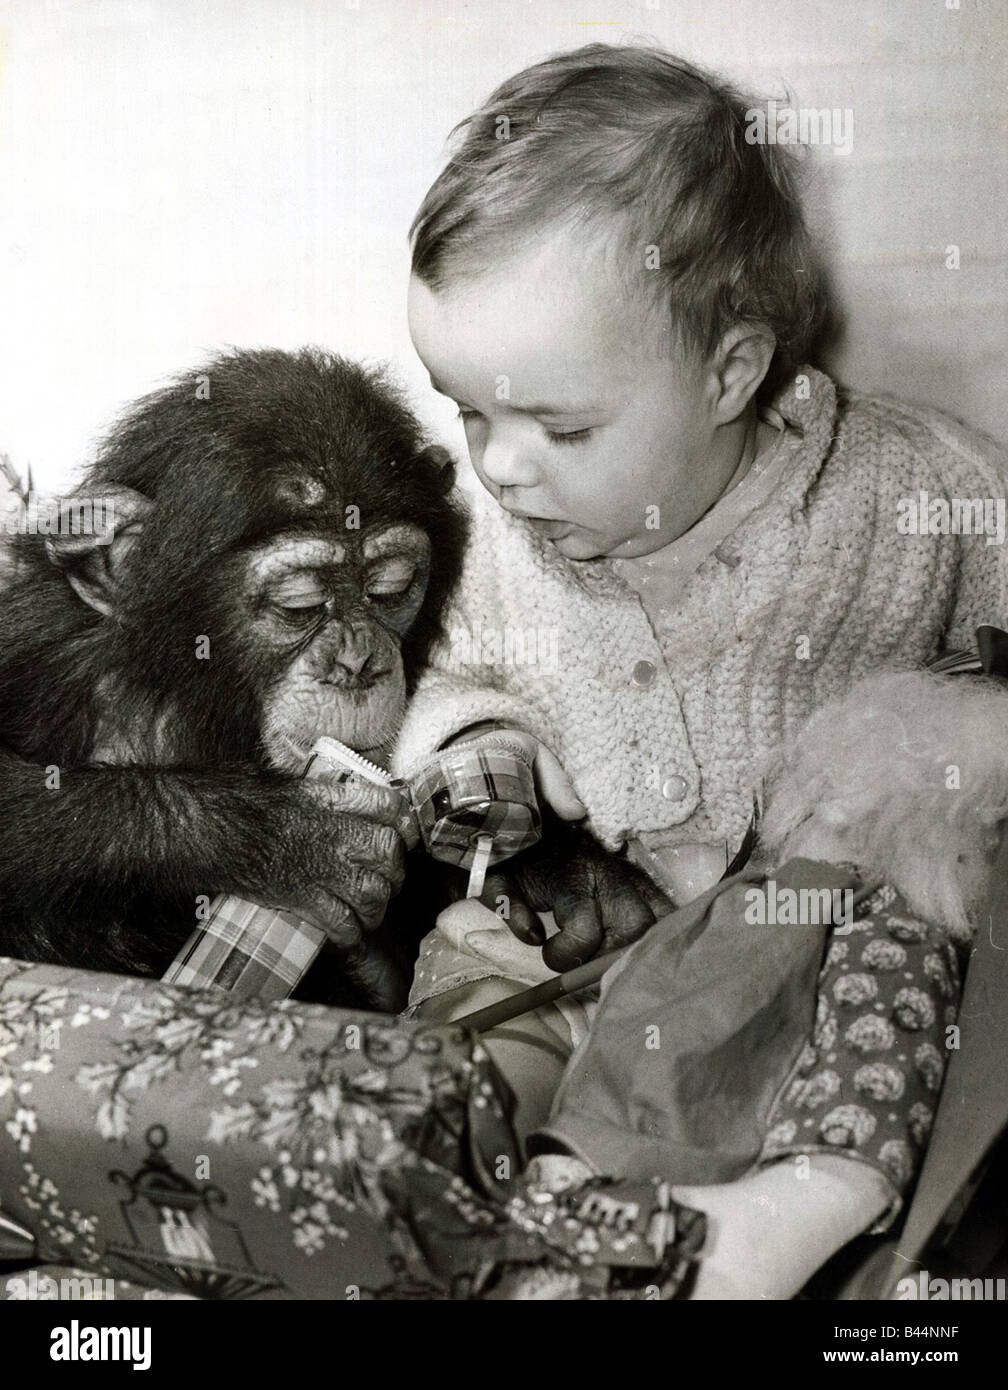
[444,724,586,821]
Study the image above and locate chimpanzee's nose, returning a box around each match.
[336,644,370,678]
[322,624,387,686]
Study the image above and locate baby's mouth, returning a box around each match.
[517,514,572,540]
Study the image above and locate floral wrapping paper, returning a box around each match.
[0,958,701,1300]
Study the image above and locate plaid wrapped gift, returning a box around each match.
[411,732,541,870]
[161,740,352,999]
[162,897,325,1001]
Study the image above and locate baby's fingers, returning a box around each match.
[532,743,586,822]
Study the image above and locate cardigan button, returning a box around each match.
[661,775,688,801]
[631,660,657,687]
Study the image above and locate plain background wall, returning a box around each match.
[0,0,1005,493]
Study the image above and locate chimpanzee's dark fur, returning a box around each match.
[0,348,467,995]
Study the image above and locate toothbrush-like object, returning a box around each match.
[307,737,393,788]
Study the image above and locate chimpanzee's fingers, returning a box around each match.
[480,871,545,946]
[634,873,675,921]
[541,889,604,971]
[334,865,398,934]
[308,776,413,830]
[336,818,407,892]
[594,866,657,954]
[299,863,394,942]
[298,892,362,949]
[338,940,409,1013]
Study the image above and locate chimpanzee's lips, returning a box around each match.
[320,669,394,691]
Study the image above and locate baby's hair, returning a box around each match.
[411,43,823,387]
[757,671,1008,940]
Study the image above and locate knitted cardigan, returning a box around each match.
[393,368,1008,856]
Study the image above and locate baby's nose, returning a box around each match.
[479,429,539,490]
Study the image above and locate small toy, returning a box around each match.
[408,731,540,897]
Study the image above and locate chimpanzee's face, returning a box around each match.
[247,522,431,770]
[41,350,466,773]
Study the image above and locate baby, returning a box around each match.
[396,41,1008,961]
[392,44,1008,1288]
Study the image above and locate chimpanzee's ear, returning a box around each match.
[416,444,455,493]
[44,485,154,618]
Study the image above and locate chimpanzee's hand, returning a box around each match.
[262,776,413,1011]
[475,821,673,970]
[267,776,410,945]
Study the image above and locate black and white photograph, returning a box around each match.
[0,0,1005,1349]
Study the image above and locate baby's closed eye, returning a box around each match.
[544,425,594,446]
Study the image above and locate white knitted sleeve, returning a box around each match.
[392,661,554,778]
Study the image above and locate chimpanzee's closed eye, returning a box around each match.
[367,554,415,590]
[265,575,330,626]
[275,601,329,627]
[366,556,417,604]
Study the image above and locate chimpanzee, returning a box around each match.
[0,348,467,1006]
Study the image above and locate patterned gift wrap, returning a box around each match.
[412,736,541,869]
[0,958,702,1300]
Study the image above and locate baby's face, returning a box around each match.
[408,228,739,560]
